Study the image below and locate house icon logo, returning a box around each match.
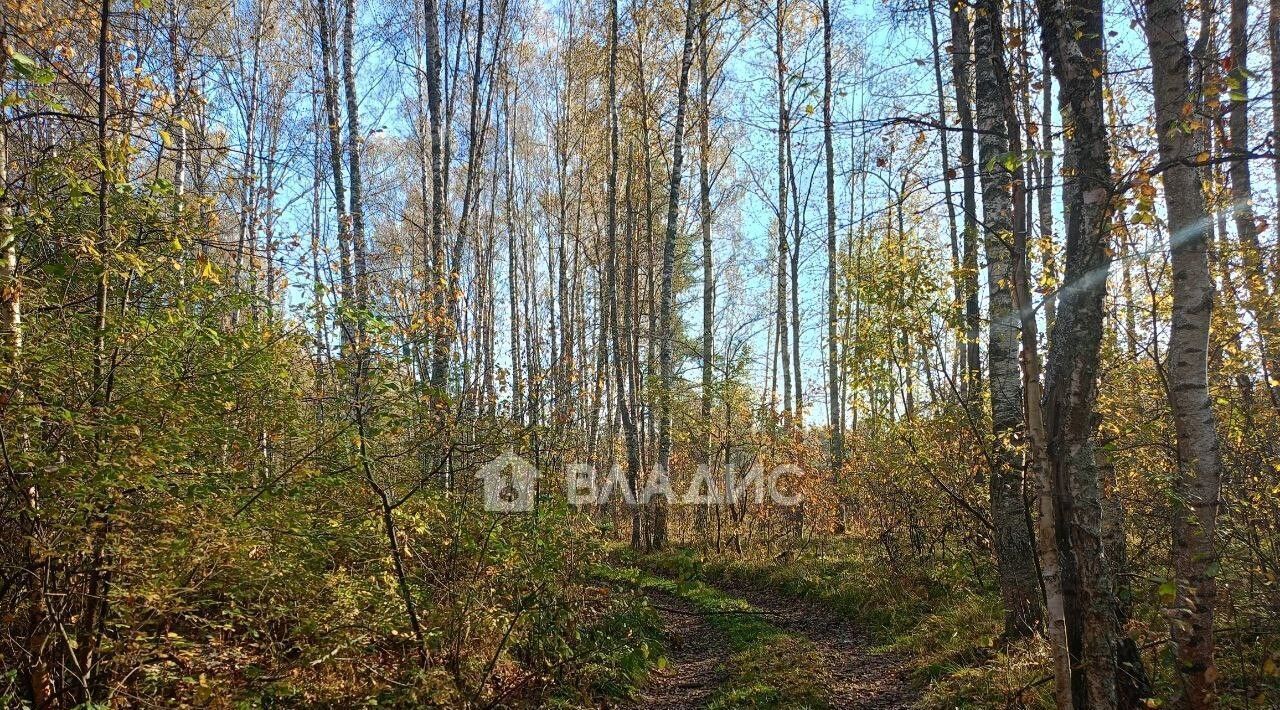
[476,451,539,512]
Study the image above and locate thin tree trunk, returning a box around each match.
[310,86,330,371]
[824,0,842,477]
[342,0,368,311]
[83,0,115,694]
[0,18,48,706]
[0,39,16,360]
[608,3,642,548]
[318,0,354,333]
[931,0,962,376]
[504,80,523,425]
[697,0,715,536]
[928,0,961,381]
[351,374,428,666]
[451,0,505,388]
[620,147,643,549]
[1272,0,1280,320]
[1227,0,1280,409]
[655,0,697,551]
[950,3,982,400]
[774,0,792,418]
[1012,179,1074,710]
[787,128,801,417]
[169,5,187,203]
[1039,50,1057,328]
[234,20,264,321]
[263,124,277,318]
[424,0,449,388]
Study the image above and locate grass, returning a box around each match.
[628,543,1054,709]
[597,562,831,709]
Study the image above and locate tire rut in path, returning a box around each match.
[720,581,918,709]
[627,589,730,709]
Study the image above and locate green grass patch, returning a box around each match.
[632,543,959,641]
[624,543,1051,709]
[597,562,830,708]
[896,593,1051,709]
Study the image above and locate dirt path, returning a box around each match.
[721,582,919,709]
[632,580,918,709]
[627,589,729,709]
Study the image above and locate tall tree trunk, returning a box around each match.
[318,0,353,333]
[452,0,505,397]
[234,18,264,322]
[974,0,1042,640]
[424,0,449,389]
[1012,165,1074,710]
[413,0,430,359]
[1271,0,1280,322]
[1007,152,1074,709]
[928,0,961,390]
[620,147,644,549]
[168,5,187,203]
[1039,0,1127,702]
[1143,1,1226,705]
[774,0,792,418]
[787,128,802,417]
[1039,51,1057,328]
[83,0,115,694]
[263,124,277,318]
[950,3,982,400]
[1227,0,1280,409]
[504,81,523,425]
[824,0,842,477]
[310,86,330,370]
[0,38,16,361]
[342,0,368,311]
[1,18,48,706]
[655,0,697,551]
[608,3,642,548]
[697,0,715,536]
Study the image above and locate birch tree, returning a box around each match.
[974,0,1041,639]
[1143,1,1226,704]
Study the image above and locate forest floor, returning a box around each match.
[623,569,918,709]
[627,589,729,709]
[718,581,919,708]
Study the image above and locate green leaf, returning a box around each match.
[11,52,55,85]
[10,52,39,76]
